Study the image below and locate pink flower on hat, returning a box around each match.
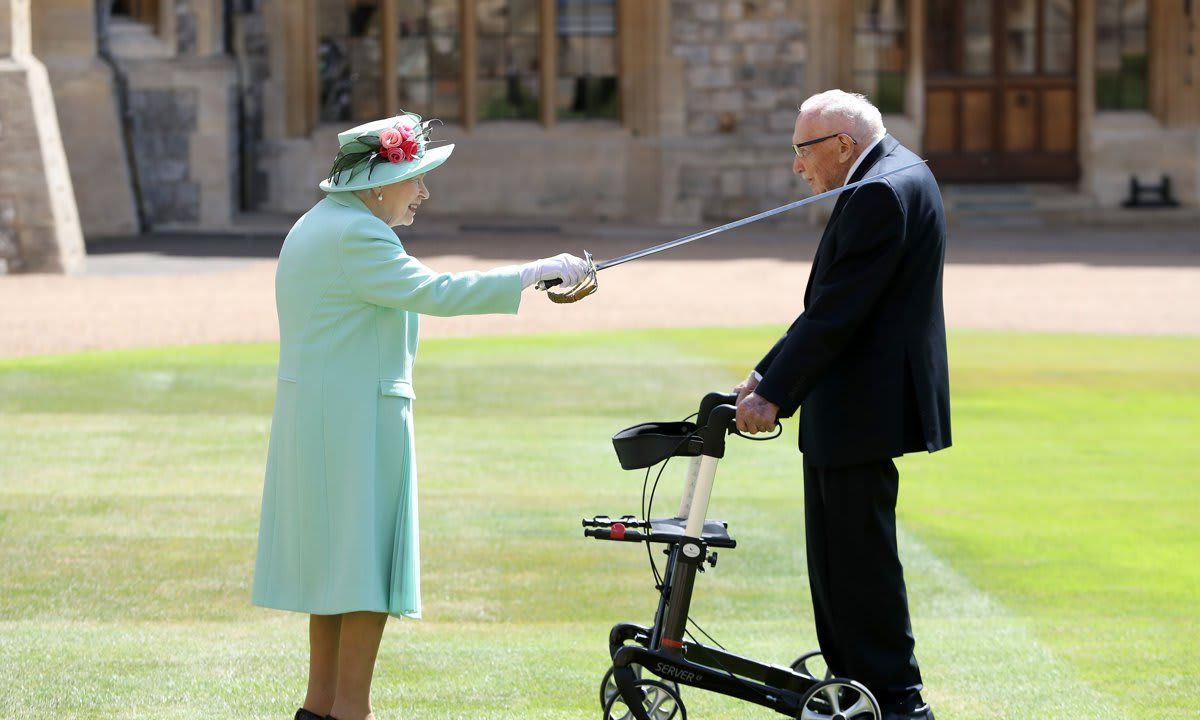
[379,128,403,150]
[379,123,420,163]
[399,137,420,160]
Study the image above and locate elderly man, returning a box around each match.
[734,90,951,720]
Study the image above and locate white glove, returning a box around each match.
[518,253,591,290]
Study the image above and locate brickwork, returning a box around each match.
[672,0,807,137]
[668,0,810,220]
[98,0,239,231]
[128,87,201,224]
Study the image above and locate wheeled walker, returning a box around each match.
[582,392,882,720]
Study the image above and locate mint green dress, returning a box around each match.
[252,192,522,619]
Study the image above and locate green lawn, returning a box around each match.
[0,329,1196,719]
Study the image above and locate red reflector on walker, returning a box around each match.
[661,638,684,648]
[611,522,626,540]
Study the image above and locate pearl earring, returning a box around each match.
[376,192,384,201]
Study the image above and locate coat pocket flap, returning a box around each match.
[379,379,416,399]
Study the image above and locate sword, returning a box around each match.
[539,159,928,302]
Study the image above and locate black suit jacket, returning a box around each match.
[754,135,952,468]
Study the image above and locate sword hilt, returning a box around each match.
[534,250,596,293]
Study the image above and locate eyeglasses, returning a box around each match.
[792,132,858,158]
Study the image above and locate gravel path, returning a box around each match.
[3,221,1197,358]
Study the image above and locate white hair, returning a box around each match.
[799,90,886,144]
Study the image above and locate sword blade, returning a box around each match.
[594,159,928,272]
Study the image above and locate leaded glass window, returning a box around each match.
[396,0,463,121]
[853,0,907,114]
[556,0,618,120]
[478,0,541,121]
[317,0,384,123]
[1096,0,1148,110]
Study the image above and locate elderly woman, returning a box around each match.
[252,114,589,720]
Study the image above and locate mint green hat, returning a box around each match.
[318,113,454,193]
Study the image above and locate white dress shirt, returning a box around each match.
[844,134,885,186]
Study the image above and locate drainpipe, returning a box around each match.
[227,0,249,212]
[95,0,147,233]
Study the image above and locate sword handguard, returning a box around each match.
[541,251,598,303]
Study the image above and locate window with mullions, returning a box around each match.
[927,0,993,77]
[556,0,618,120]
[1096,0,1148,110]
[317,0,385,123]
[478,0,541,121]
[396,0,462,121]
[1004,0,1074,76]
[852,0,907,114]
[306,0,623,129]
[1042,0,1074,75]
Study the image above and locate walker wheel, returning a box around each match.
[602,678,686,720]
[600,665,680,720]
[797,678,881,720]
[789,650,832,681]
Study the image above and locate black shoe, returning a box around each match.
[882,696,934,720]
[294,710,324,720]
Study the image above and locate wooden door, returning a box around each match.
[924,0,1079,181]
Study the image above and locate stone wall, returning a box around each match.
[667,0,811,222]
[0,197,18,273]
[0,0,86,273]
[1088,112,1200,208]
[103,0,239,231]
[32,0,140,239]
[261,120,633,219]
[124,57,239,230]
[127,87,201,223]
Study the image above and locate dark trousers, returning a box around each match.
[803,455,923,707]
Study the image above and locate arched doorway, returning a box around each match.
[924,0,1080,181]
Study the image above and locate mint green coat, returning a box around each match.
[252,192,522,619]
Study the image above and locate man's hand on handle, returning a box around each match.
[734,372,779,434]
[734,371,759,406]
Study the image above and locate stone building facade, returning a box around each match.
[7,0,1200,261]
[0,0,85,273]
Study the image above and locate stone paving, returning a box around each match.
[2,219,1198,358]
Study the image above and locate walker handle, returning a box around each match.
[697,392,737,428]
[699,404,739,458]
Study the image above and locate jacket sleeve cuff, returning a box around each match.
[754,371,800,410]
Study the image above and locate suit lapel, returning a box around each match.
[803,222,835,308]
[803,135,898,308]
[848,134,897,184]
[826,135,897,226]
